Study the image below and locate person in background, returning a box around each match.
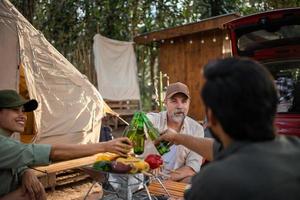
[158,57,300,200]
[0,89,132,200]
[144,82,204,183]
[275,76,294,112]
[99,117,113,142]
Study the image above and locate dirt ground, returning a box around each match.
[46,177,103,200]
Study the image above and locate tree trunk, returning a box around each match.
[22,0,35,23]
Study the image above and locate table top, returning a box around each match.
[148,180,189,199]
[32,154,103,176]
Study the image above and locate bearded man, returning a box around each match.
[144,82,204,183]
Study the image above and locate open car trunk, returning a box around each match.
[225,8,300,136]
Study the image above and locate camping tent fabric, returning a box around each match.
[93,34,140,100]
[0,0,105,144]
[0,3,19,90]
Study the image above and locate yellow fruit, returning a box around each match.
[132,161,150,172]
[116,156,140,164]
[116,157,128,164]
[115,156,150,173]
[96,153,119,162]
[141,162,150,172]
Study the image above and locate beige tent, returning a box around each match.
[0,0,113,144]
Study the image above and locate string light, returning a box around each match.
[212,31,216,42]
[189,40,193,44]
[225,34,229,40]
[170,40,174,44]
[201,39,204,44]
[161,39,165,43]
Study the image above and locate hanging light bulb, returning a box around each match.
[225,35,229,40]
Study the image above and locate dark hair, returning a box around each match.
[201,57,277,141]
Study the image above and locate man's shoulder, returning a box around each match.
[146,111,165,123]
[191,159,250,192]
[185,116,202,127]
[199,161,232,179]
[186,162,234,199]
[277,135,300,146]
[146,111,163,118]
[184,116,203,135]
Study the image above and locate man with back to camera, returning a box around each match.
[158,57,300,200]
[144,82,204,183]
[0,89,132,200]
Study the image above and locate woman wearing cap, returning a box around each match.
[0,90,132,200]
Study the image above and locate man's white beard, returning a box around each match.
[171,113,185,123]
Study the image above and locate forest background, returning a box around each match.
[11,0,300,110]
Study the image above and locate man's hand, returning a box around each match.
[21,169,46,200]
[156,128,179,145]
[104,137,132,157]
[167,166,195,183]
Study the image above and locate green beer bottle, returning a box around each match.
[132,113,145,155]
[122,112,139,141]
[123,112,145,155]
[141,112,170,155]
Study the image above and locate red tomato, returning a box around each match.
[145,154,163,169]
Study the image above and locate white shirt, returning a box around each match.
[143,111,204,172]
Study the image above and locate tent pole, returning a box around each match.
[116,115,129,126]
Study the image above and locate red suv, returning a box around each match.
[225,8,300,136]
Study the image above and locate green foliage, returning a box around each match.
[10,0,300,110]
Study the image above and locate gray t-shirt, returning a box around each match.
[185,136,300,200]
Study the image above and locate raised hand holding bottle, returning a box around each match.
[141,112,170,155]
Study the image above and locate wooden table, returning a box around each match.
[148,180,189,199]
[32,153,103,190]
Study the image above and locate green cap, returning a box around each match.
[0,90,38,112]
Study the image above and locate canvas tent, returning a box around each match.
[0,0,112,144]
